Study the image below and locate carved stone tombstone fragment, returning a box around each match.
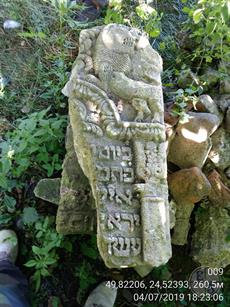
[58,24,171,272]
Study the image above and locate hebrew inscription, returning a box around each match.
[61,24,171,271]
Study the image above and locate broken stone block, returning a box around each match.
[168,112,220,169]
[34,178,60,205]
[207,170,230,210]
[192,206,230,268]
[197,95,223,124]
[56,125,96,235]
[168,167,211,245]
[208,128,230,170]
[61,24,171,273]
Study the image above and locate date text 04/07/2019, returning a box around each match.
[133,292,224,302]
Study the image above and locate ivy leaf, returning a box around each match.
[22,207,39,225]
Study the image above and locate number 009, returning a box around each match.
[207,268,223,276]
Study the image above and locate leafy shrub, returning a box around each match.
[0,108,67,230]
[104,1,162,38]
[24,216,72,291]
[183,0,230,63]
[0,108,67,192]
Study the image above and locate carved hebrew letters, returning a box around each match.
[62,24,171,272]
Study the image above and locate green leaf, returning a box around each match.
[205,55,213,63]
[3,195,16,212]
[148,28,160,38]
[24,259,37,267]
[0,214,12,226]
[81,243,98,259]
[0,174,8,189]
[193,9,204,24]
[33,270,41,292]
[45,258,57,265]
[61,240,72,252]
[41,268,51,276]
[22,207,39,225]
[222,2,230,23]
[32,245,42,255]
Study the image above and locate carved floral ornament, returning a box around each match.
[57,24,171,276]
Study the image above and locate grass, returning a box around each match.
[0,0,101,120]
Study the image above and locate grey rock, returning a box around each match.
[220,80,230,94]
[214,94,230,113]
[3,20,21,30]
[192,206,230,268]
[34,178,60,205]
[198,95,223,124]
[208,128,230,170]
[83,281,117,307]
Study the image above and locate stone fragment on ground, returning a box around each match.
[168,112,220,168]
[83,281,117,307]
[208,128,230,170]
[3,20,21,30]
[197,95,223,123]
[56,125,96,235]
[192,206,230,268]
[207,170,230,209]
[34,178,60,205]
[168,167,211,245]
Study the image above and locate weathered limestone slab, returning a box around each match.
[192,206,230,268]
[61,24,171,271]
[56,125,96,234]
